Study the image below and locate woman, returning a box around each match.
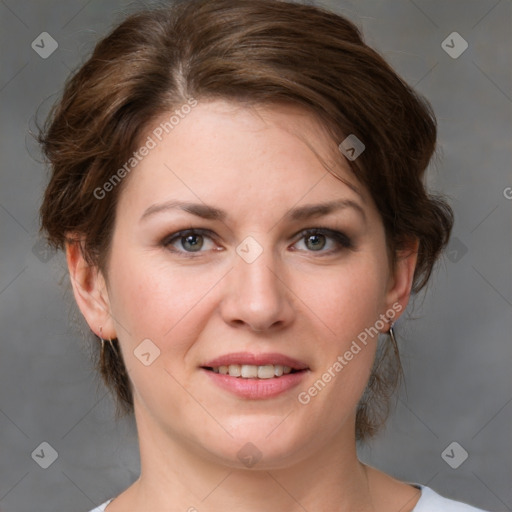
[38,0,488,510]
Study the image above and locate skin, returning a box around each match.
[67,100,421,511]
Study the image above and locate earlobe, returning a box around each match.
[385,238,419,323]
[65,239,117,339]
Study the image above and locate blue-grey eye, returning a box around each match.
[162,229,219,256]
[163,229,216,254]
[293,228,352,253]
[181,234,204,252]
[305,233,327,251]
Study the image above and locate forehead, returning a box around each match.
[118,99,370,214]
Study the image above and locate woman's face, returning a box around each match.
[76,100,415,468]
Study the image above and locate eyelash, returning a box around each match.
[162,227,353,258]
[298,228,353,252]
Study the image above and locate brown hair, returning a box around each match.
[38,0,453,440]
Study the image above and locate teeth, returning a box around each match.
[211,364,294,378]
[228,364,241,377]
[257,365,275,379]
[241,364,258,378]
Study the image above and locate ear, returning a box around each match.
[65,239,117,340]
[383,238,419,325]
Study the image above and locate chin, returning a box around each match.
[195,417,316,470]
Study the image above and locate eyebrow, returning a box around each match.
[140,201,226,222]
[139,198,366,224]
[285,199,366,223]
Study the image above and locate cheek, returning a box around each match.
[105,251,221,412]
[106,248,228,351]
[297,256,388,344]
[292,254,388,404]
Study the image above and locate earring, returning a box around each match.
[98,327,118,358]
[387,322,401,359]
[388,323,396,345]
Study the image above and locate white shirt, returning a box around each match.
[87,485,489,511]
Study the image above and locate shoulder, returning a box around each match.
[87,499,113,512]
[86,487,489,512]
[414,485,489,511]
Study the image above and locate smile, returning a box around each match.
[201,353,309,399]
[206,364,297,378]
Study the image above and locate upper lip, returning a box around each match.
[202,352,309,370]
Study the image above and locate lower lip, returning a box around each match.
[202,369,308,399]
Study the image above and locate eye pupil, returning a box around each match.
[306,234,326,251]
[182,234,203,252]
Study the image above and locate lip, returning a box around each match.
[202,352,309,370]
[202,368,308,399]
[201,352,310,400]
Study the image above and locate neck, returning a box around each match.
[127,404,375,512]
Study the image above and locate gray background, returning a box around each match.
[0,0,510,510]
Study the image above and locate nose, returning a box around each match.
[219,243,295,333]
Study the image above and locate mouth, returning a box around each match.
[202,364,305,379]
[200,352,309,399]
[201,352,309,376]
